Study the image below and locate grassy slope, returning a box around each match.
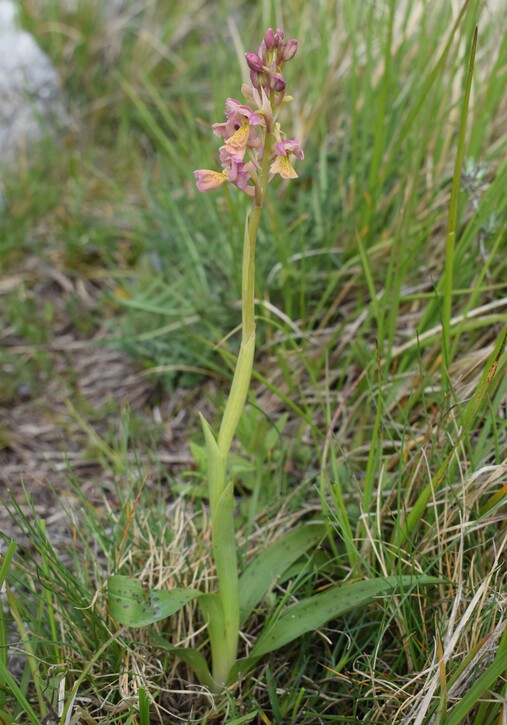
[0,0,506,722]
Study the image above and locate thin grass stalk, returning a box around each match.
[5,585,47,718]
[40,521,60,663]
[365,0,395,233]
[443,26,478,373]
[0,541,16,712]
[58,631,125,724]
[359,342,383,552]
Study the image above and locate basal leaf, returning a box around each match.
[239,523,326,625]
[250,575,440,658]
[108,575,203,627]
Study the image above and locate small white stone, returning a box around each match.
[0,0,66,163]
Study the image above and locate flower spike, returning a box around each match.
[194,27,303,195]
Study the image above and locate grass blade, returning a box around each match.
[150,634,215,691]
[383,0,473,184]
[442,26,478,371]
[392,327,507,552]
[445,649,507,725]
[0,539,16,708]
[0,541,42,724]
[5,585,47,718]
[0,540,16,589]
[138,686,150,725]
[225,713,260,725]
[0,660,42,725]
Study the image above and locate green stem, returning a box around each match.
[218,132,274,457]
[207,127,274,688]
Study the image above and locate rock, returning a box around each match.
[0,0,65,163]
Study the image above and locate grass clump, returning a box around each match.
[0,0,506,722]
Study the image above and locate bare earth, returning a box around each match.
[0,255,194,543]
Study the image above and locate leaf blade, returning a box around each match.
[108,575,203,627]
[239,523,326,625]
[250,575,440,658]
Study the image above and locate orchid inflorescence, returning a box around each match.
[194,27,304,203]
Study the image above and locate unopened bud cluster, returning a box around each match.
[194,27,303,203]
[245,26,297,95]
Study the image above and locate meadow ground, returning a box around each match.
[0,1,506,722]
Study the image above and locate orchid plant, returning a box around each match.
[108,27,438,695]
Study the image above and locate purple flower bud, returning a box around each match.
[245,52,264,73]
[264,28,276,50]
[282,39,297,61]
[250,69,260,89]
[257,40,267,62]
[274,28,284,46]
[270,73,286,92]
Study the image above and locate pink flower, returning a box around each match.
[270,155,298,179]
[273,139,304,160]
[270,138,304,179]
[226,98,264,125]
[212,99,265,161]
[227,159,255,196]
[194,168,228,192]
[194,155,255,196]
[222,123,253,161]
[213,99,264,137]
[272,28,285,47]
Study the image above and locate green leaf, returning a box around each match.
[239,523,326,625]
[150,634,215,691]
[108,575,203,627]
[250,575,440,658]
